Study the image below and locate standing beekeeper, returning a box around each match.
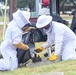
[35,15,76,61]
[0,9,34,71]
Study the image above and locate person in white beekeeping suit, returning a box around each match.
[0,9,35,71]
[35,15,76,61]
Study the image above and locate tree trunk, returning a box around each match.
[9,0,17,21]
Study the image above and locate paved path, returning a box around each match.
[37,72,64,75]
[27,55,61,67]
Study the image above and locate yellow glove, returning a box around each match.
[24,27,35,32]
[49,52,58,61]
[35,47,44,53]
[14,42,29,50]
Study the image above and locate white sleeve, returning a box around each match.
[42,42,50,49]
[42,34,54,49]
[55,29,64,55]
[11,29,22,44]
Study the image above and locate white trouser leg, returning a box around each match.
[0,50,18,71]
[0,59,9,70]
[0,57,11,70]
[62,41,76,61]
[0,57,18,71]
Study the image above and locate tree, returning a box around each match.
[17,0,35,11]
[0,0,5,2]
[9,0,17,21]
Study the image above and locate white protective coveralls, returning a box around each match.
[42,21,76,61]
[0,9,30,70]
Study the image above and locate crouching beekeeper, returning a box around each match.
[0,9,34,71]
[35,15,76,61]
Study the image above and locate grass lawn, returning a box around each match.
[0,60,76,75]
[0,16,9,22]
[60,14,73,21]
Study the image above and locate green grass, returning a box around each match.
[0,60,76,75]
[0,16,4,22]
[0,16,9,22]
[60,14,73,20]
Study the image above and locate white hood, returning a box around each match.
[13,9,31,28]
[43,23,52,34]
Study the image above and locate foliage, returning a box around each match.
[17,0,35,11]
[0,0,5,2]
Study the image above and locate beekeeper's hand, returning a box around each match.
[14,42,29,50]
[49,52,58,61]
[35,47,44,53]
[24,27,35,32]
